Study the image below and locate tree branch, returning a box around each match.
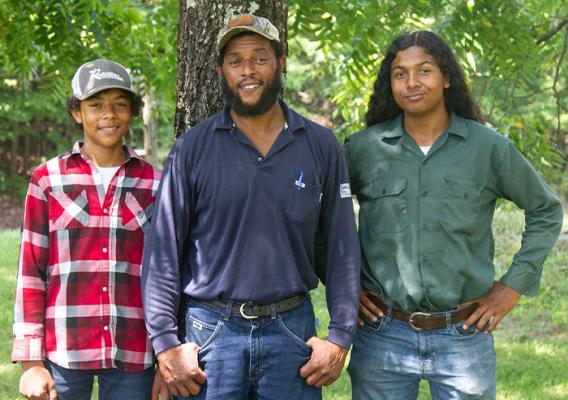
[551,28,567,159]
[536,14,568,44]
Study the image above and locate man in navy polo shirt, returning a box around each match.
[141,14,360,399]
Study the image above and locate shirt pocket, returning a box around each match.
[441,177,481,235]
[48,189,90,231]
[285,179,323,224]
[358,176,408,234]
[121,191,152,232]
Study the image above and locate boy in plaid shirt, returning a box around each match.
[12,59,168,400]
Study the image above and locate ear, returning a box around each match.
[71,108,83,124]
[215,65,223,78]
[279,56,287,73]
[443,76,450,89]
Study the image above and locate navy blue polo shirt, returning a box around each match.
[142,100,360,353]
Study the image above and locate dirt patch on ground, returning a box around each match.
[0,195,23,230]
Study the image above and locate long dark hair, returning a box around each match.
[365,30,481,127]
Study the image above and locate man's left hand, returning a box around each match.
[151,367,171,400]
[463,281,521,333]
[299,337,348,388]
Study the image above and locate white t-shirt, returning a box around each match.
[420,145,431,155]
[98,166,120,192]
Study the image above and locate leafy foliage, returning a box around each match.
[289,0,568,181]
[0,0,178,173]
[1,0,567,186]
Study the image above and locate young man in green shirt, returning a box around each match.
[345,30,563,400]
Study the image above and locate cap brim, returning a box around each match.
[217,27,278,53]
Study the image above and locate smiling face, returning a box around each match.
[216,34,285,117]
[390,45,450,119]
[71,88,132,153]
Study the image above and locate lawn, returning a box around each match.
[1,206,567,399]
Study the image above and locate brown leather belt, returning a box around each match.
[367,294,479,331]
[208,293,307,319]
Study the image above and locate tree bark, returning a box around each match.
[174,0,288,138]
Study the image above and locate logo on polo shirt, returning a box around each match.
[295,170,306,191]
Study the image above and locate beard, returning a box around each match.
[221,67,283,117]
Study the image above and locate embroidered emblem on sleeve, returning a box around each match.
[340,183,352,198]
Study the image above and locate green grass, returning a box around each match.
[1,206,567,399]
[0,230,22,399]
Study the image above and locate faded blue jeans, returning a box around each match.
[45,360,154,400]
[175,296,321,400]
[348,312,496,400]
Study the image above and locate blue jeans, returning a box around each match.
[348,313,496,400]
[175,296,321,400]
[45,360,154,400]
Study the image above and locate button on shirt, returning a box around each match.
[345,114,563,312]
[12,141,161,371]
[142,101,360,352]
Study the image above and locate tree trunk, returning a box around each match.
[174,0,288,138]
[143,90,159,165]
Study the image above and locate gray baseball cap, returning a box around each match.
[217,14,280,54]
[71,59,137,100]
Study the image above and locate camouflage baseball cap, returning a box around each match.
[216,14,280,53]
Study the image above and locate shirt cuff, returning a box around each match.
[326,328,353,350]
[11,337,45,362]
[152,333,182,355]
[499,268,540,297]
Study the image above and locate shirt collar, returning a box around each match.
[446,112,469,139]
[382,112,469,140]
[381,114,404,139]
[214,99,306,135]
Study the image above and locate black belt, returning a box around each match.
[207,293,307,319]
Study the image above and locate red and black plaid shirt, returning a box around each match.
[12,141,161,371]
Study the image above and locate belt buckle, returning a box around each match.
[239,302,259,319]
[408,311,431,331]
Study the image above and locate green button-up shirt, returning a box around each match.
[345,113,563,312]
